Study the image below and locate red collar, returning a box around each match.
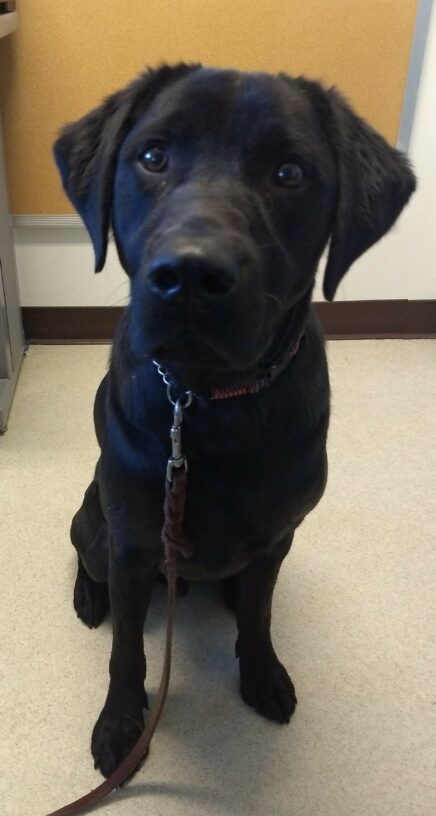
[209,329,305,399]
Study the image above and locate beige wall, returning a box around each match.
[13,0,436,306]
[0,0,417,213]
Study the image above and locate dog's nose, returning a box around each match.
[147,249,238,301]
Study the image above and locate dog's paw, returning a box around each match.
[91,704,147,778]
[73,568,109,629]
[238,653,297,724]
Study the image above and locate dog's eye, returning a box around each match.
[139,144,168,173]
[274,161,304,188]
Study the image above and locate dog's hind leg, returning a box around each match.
[73,557,109,629]
[71,474,110,628]
[222,573,241,614]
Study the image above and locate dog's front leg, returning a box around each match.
[91,533,158,778]
[236,534,297,724]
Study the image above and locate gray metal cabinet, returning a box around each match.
[0,113,24,432]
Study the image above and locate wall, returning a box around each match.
[0,0,418,213]
[9,2,436,304]
[330,0,436,302]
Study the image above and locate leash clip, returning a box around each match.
[166,395,192,483]
[152,360,193,483]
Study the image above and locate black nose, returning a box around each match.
[147,249,238,301]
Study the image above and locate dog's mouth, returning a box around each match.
[134,292,269,377]
[154,344,229,370]
[149,297,306,395]
[152,327,261,373]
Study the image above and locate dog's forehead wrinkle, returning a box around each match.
[146,67,238,119]
[143,68,286,125]
[130,73,321,162]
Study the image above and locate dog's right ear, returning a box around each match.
[54,63,200,272]
[54,89,129,272]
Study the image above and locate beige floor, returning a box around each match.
[0,341,435,816]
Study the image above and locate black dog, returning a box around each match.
[54,63,415,777]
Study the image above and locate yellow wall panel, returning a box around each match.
[0,0,417,213]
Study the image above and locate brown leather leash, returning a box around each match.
[46,388,193,816]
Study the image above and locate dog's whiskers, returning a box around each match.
[256,241,276,251]
[265,291,283,310]
[106,280,130,306]
[112,295,130,307]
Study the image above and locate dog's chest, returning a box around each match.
[171,438,325,577]
[104,372,328,577]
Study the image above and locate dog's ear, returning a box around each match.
[54,89,128,271]
[53,63,200,272]
[322,88,416,300]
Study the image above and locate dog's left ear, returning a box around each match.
[322,88,416,300]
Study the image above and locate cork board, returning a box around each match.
[0,0,418,214]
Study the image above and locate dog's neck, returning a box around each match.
[209,328,305,399]
[155,293,311,400]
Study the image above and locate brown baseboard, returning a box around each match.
[315,300,436,339]
[22,306,120,344]
[21,300,436,344]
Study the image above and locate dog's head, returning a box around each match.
[54,64,415,383]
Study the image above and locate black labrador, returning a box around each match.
[54,63,415,777]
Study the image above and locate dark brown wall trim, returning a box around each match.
[22,300,436,344]
[316,300,436,339]
[22,306,121,344]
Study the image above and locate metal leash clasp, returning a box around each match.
[152,360,193,482]
[166,395,190,482]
